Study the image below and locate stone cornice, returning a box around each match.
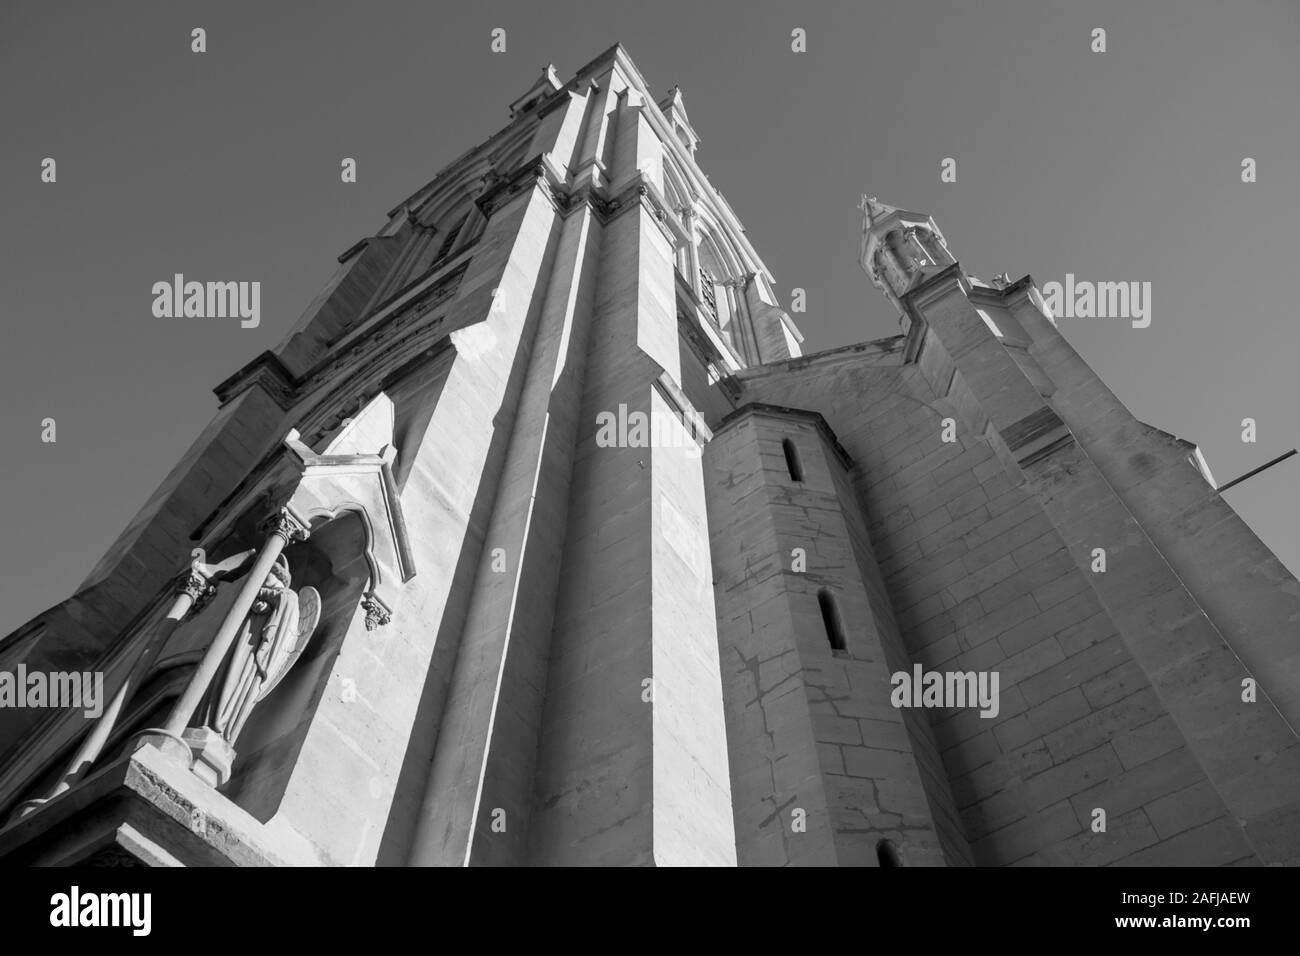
[191,336,456,548]
[474,155,554,218]
[537,81,593,120]
[385,109,546,221]
[903,261,968,309]
[214,260,467,414]
[967,273,1035,306]
[337,237,370,264]
[618,182,680,246]
[714,402,855,470]
[315,260,467,371]
[896,261,967,364]
[296,329,456,449]
[730,335,906,384]
[213,352,298,411]
[515,165,684,249]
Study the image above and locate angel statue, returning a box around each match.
[195,553,320,749]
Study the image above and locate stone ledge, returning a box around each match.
[0,743,320,867]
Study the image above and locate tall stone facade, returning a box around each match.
[1,45,1297,867]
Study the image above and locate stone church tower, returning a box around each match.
[1,45,1297,867]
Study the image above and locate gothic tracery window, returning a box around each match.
[699,265,719,323]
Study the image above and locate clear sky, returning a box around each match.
[1,0,1296,636]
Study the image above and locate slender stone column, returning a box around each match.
[682,205,702,297]
[148,509,309,759]
[65,573,213,787]
[9,563,216,821]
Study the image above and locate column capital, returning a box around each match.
[176,547,222,612]
[176,568,218,613]
[362,592,392,631]
[258,507,311,545]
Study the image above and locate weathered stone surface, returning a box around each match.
[1,45,1297,870]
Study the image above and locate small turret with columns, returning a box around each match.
[859,195,958,314]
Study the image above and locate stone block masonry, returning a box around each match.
[2,48,1297,869]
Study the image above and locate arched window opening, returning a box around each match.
[782,438,803,482]
[696,231,736,330]
[877,839,903,867]
[818,589,846,653]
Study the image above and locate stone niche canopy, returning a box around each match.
[0,393,417,866]
[207,391,416,616]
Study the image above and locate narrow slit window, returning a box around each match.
[782,438,803,482]
[818,589,846,652]
[877,839,902,867]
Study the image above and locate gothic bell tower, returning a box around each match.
[860,195,959,317]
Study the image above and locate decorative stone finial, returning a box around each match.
[859,195,899,227]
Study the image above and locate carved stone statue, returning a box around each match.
[185,554,319,785]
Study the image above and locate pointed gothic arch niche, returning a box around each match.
[696,209,753,351]
[663,162,689,210]
[410,156,490,226]
[219,509,373,822]
[490,134,533,180]
[662,159,693,276]
[371,172,483,309]
[431,211,469,262]
[405,201,475,280]
[400,159,495,278]
[696,231,734,329]
[695,202,746,273]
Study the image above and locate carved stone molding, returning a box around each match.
[258,508,311,545]
[212,351,298,411]
[475,157,549,218]
[176,570,218,614]
[361,593,392,631]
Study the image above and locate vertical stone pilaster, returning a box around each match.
[394,175,573,867]
[527,159,735,864]
[455,203,605,867]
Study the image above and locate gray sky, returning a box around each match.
[1,0,1297,636]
